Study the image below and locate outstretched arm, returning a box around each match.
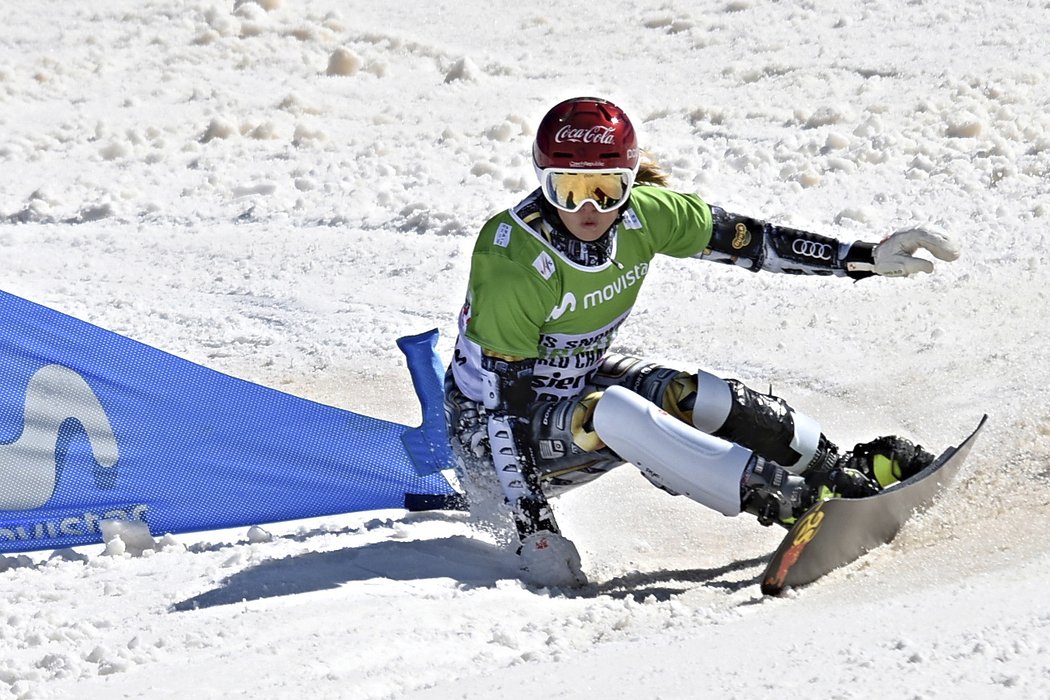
[698,205,958,278]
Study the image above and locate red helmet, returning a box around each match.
[533,97,639,172]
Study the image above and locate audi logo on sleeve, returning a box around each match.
[791,239,833,260]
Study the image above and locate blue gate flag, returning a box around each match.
[397,330,455,476]
[0,289,454,554]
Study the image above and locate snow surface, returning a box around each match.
[2,0,1050,697]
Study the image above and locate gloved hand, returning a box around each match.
[518,531,588,589]
[873,228,960,277]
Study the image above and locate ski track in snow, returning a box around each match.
[2,0,1050,697]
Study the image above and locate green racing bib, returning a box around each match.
[453,185,713,403]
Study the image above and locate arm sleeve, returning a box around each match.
[697,205,877,279]
[630,186,713,258]
[464,252,554,358]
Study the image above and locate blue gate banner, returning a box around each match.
[397,331,456,476]
[0,289,455,553]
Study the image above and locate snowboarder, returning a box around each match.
[444,97,959,587]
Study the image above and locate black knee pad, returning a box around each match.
[592,353,687,406]
[527,393,610,463]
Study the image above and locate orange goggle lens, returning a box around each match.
[540,169,634,213]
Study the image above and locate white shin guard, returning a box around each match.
[592,385,749,516]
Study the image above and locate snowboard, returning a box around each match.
[760,415,987,596]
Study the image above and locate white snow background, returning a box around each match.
[2,0,1050,697]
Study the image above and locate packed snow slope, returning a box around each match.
[2,1,1050,697]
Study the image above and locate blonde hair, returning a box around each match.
[636,158,670,187]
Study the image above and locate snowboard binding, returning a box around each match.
[744,434,932,528]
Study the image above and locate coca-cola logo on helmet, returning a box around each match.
[554,125,616,145]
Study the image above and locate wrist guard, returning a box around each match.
[702,206,875,278]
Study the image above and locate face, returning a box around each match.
[556,203,620,242]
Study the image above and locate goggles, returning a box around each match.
[538,167,636,213]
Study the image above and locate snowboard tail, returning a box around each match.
[760,416,987,596]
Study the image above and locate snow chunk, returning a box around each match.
[157,533,184,551]
[292,123,327,146]
[101,519,157,557]
[278,93,322,115]
[322,11,347,32]
[234,2,263,18]
[74,203,115,222]
[327,48,363,76]
[247,121,280,140]
[202,7,238,37]
[834,207,873,224]
[49,548,90,564]
[910,154,936,173]
[99,142,132,160]
[200,117,237,143]
[471,161,501,178]
[796,170,821,188]
[822,132,850,152]
[235,0,282,13]
[366,59,389,78]
[644,14,696,32]
[232,181,277,197]
[947,119,983,138]
[0,554,34,572]
[240,21,268,38]
[825,156,857,173]
[485,120,525,142]
[802,105,854,129]
[445,57,481,83]
[234,0,268,33]
[247,525,273,543]
[235,0,282,10]
[288,24,329,43]
[193,29,221,46]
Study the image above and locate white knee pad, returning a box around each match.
[592,385,748,516]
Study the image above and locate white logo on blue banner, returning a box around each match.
[0,364,119,510]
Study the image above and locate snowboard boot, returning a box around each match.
[742,453,880,529]
[838,435,936,488]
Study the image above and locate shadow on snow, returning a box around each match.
[171,534,516,611]
[171,533,769,611]
[586,554,769,603]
